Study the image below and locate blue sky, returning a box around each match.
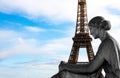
[0,0,120,78]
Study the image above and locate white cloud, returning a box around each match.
[0,29,73,78]
[0,0,120,24]
[0,65,56,78]
[0,0,120,41]
[0,29,72,61]
[3,59,61,78]
[87,0,120,27]
[24,26,45,32]
[0,0,77,22]
[0,30,18,40]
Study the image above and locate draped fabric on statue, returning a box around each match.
[51,70,99,78]
[59,71,89,78]
[109,36,120,78]
[51,63,100,78]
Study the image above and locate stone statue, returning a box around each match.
[59,16,120,78]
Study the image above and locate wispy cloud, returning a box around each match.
[0,29,72,60]
[0,0,120,24]
[24,26,45,32]
[0,28,70,77]
[0,0,77,22]
[0,64,57,78]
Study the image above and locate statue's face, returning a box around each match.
[89,26,99,39]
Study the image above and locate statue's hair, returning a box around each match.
[88,16,111,31]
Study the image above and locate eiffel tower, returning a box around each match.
[68,0,93,64]
[68,0,104,78]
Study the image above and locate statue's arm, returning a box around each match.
[62,53,104,74]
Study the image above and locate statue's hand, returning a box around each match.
[59,61,66,72]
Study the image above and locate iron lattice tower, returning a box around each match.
[68,0,93,64]
[68,0,104,77]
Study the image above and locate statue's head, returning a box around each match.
[88,16,111,39]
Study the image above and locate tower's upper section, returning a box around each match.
[75,0,88,34]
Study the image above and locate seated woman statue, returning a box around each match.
[59,16,120,78]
